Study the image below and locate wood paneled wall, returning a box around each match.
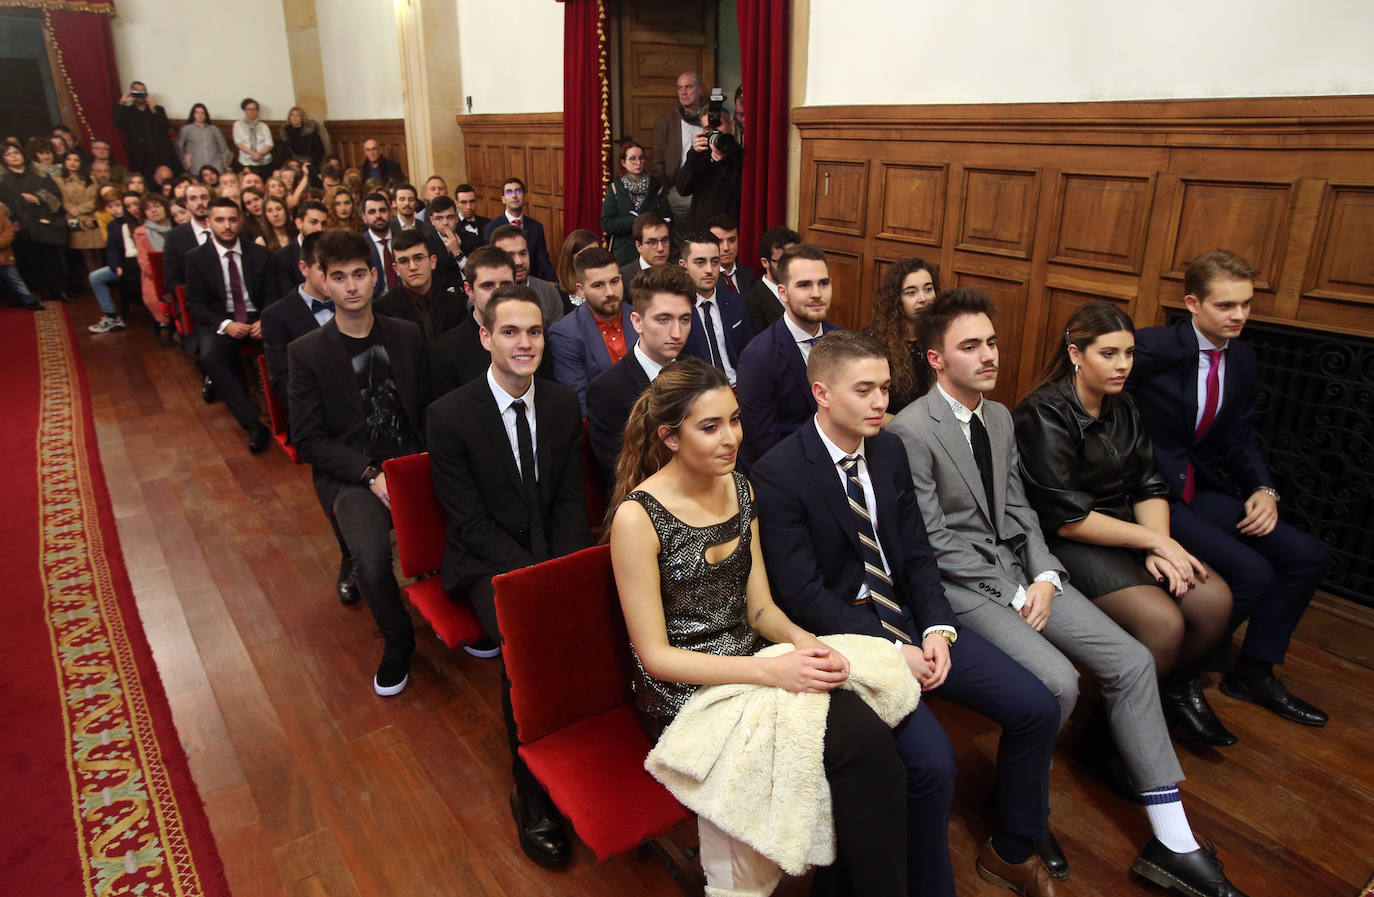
[457,113,566,254]
[794,96,1374,408]
[210,118,409,179]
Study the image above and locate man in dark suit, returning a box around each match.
[428,188,488,258]
[586,266,696,490]
[185,197,282,452]
[489,224,564,326]
[274,200,329,287]
[359,138,404,185]
[289,230,429,697]
[743,225,799,336]
[453,184,490,253]
[1128,248,1330,728]
[707,213,756,295]
[418,195,469,279]
[618,213,670,286]
[482,177,555,281]
[428,246,516,398]
[428,284,591,869]
[548,247,637,413]
[373,229,466,343]
[737,243,842,466]
[677,229,751,385]
[112,81,181,178]
[162,181,214,292]
[751,331,1063,897]
[361,192,398,301]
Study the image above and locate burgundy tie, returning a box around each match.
[381,236,398,290]
[722,271,738,293]
[227,250,247,323]
[1181,347,1224,503]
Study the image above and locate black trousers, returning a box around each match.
[196,331,261,429]
[331,485,413,643]
[16,239,67,302]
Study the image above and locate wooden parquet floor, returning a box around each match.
[75,300,1374,897]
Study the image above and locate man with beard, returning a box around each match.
[547,246,637,413]
[652,71,706,250]
[361,192,398,301]
[489,224,564,326]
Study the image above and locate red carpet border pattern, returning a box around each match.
[35,309,210,897]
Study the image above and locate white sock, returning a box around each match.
[1141,786,1200,853]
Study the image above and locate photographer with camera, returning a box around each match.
[674,87,742,233]
[114,81,182,181]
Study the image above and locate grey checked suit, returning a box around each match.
[890,388,1184,790]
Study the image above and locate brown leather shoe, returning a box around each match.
[977,838,1080,896]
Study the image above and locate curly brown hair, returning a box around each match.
[868,257,939,405]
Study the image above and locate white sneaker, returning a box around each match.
[88,315,125,333]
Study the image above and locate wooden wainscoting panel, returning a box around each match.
[956,168,1040,260]
[1050,172,1156,274]
[1041,288,1132,372]
[325,120,408,177]
[810,160,868,237]
[1163,178,1296,290]
[1305,182,1374,306]
[949,269,1029,408]
[875,164,946,246]
[456,113,564,252]
[822,248,866,330]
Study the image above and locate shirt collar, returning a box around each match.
[721,264,735,277]
[638,256,652,270]
[1192,320,1225,352]
[813,415,865,468]
[695,289,717,307]
[368,229,389,246]
[486,366,534,414]
[935,381,984,424]
[633,341,666,381]
[213,237,241,260]
[782,311,821,346]
[505,210,521,224]
[299,284,321,305]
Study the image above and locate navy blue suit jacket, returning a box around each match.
[1128,320,1273,498]
[682,285,752,374]
[721,263,757,295]
[752,424,957,642]
[548,300,639,414]
[736,317,841,466]
[483,213,556,282]
[363,232,394,301]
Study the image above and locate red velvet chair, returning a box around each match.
[493,545,691,862]
[255,355,298,463]
[381,452,484,649]
[172,285,194,344]
[147,250,172,323]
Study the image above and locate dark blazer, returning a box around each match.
[183,238,281,333]
[1128,320,1272,497]
[360,156,404,185]
[719,263,757,296]
[161,221,208,290]
[428,313,555,399]
[752,424,958,641]
[682,285,752,374]
[675,147,743,232]
[373,274,466,341]
[273,238,303,286]
[620,259,651,289]
[104,217,132,272]
[650,110,688,183]
[585,350,652,489]
[483,213,556,282]
[363,232,395,301]
[456,215,490,256]
[260,286,326,416]
[742,278,783,336]
[601,177,673,266]
[737,317,841,466]
[390,218,460,280]
[548,301,639,413]
[288,315,430,512]
[427,377,591,593]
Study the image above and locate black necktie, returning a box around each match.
[839,455,915,643]
[969,411,997,534]
[511,399,547,558]
[700,300,724,369]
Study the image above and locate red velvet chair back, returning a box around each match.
[494,545,635,743]
[257,355,288,435]
[173,285,193,339]
[382,452,446,578]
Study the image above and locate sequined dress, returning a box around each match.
[626,471,764,720]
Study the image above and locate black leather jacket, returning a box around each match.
[1012,374,1169,533]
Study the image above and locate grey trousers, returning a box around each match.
[949,573,1185,791]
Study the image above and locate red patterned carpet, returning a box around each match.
[0,304,230,896]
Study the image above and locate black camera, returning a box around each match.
[704,87,737,155]
[130,88,148,99]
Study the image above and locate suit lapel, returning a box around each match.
[474,384,527,496]
[1178,321,1201,441]
[580,306,611,369]
[532,385,556,506]
[778,323,809,400]
[800,425,862,556]
[929,396,992,522]
[320,321,365,419]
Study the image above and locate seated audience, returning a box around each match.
[88,191,140,334]
[737,243,842,466]
[27,138,61,179]
[279,107,326,169]
[388,182,452,275]
[325,185,361,232]
[132,192,174,334]
[482,177,555,281]
[428,246,517,398]
[319,164,343,194]
[361,192,399,300]
[601,138,672,266]
[548,246,635,412]
[1013,302,1236,748]
[742,225,799,335]
[239,187,267,243]
[751,330,1063,897]
[374,229,465,342]
[89,137,130,186]
[258,196,296,252]
[262,231,331,422]
[891,289,1250,897]
[427,283,590,867]
[169,197,191,226]
[161,181,213,291]
[289,230,429,696]
[185,196,283,451]
[489,223,565,326]
[870,257,939,420]
[609,356,909,896]
[198,165,220,187]
[586,265,695,489]
[451,183,489,255]
[707,213,755,294]
[423,195,469,275]
[125,172,149,195]
[675,113,742,232]
[678,229,750,385]
[90,159,114,187]
[553,228,599,311]
[619,212,670,285]
[240,170,266,194]
[1128,249,1330,727]
[178,104,229,177]
[0,141,70,304]
[274,199,329,286]
[233,98,274,176]
[360,139,404,185]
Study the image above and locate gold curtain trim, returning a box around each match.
[596,0,611,196]
[0,0,116,14]
[41,11,92,142]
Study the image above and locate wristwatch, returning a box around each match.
[934,629,957,646]
[1255,486,1280,502]
[362,465,382,485]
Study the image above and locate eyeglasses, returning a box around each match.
[641,237,670,247]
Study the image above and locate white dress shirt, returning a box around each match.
[1192,322,1227,427]
[679,117,700,167]
[487,368,538,480]
[633,340,666,382]
[191,219,212,246]
[812,417,955,641]
[231,118,272,168]
[694,290,737,385]
[212,238,257,332]
[299,285,334,327]
[782,311,822,364]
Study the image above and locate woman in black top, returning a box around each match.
[869,257,938,420]
[0,141,70,303]
[1013,302,1236,746]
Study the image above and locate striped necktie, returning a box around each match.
[839,454,914,643]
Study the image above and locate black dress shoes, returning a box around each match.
[1161,677,1237,747]
[1132,837,1249,897]
[1035,835,1070,880]
[1219,668,1328,727]
[201,375,216,403]
[336,557,360,605]
[247,422,271,453]
[510,787,571,868]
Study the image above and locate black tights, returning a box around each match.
[1093,568,1232,681]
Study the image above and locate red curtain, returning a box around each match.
[561,0,610,238]
[736,0,790,268]
[44,9,126,161]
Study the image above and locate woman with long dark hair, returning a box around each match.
[601,138,672,266]
[58,151,103,266]
[257,195,296,252]
[869,257,939,419]
[178,103,230,176]
[554,227,598,310]
[608,356,910,896]
[1013,301,1236,747]
[0,141,71,303]
[323,185,361,232]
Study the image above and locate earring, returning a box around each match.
[1072,363,1079,373]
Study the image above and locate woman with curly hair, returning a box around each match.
[323,185,361,232]
[868,257,939,420]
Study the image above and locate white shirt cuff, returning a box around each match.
[1011,585,1027,611]
[1033,570,1063,593]
[921,625,957,641]
[217,319,232,335]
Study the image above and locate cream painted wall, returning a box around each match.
[456,0,564,114]
[110,0,296,120]
[804,0,1374,106]
[316,0,405,118]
